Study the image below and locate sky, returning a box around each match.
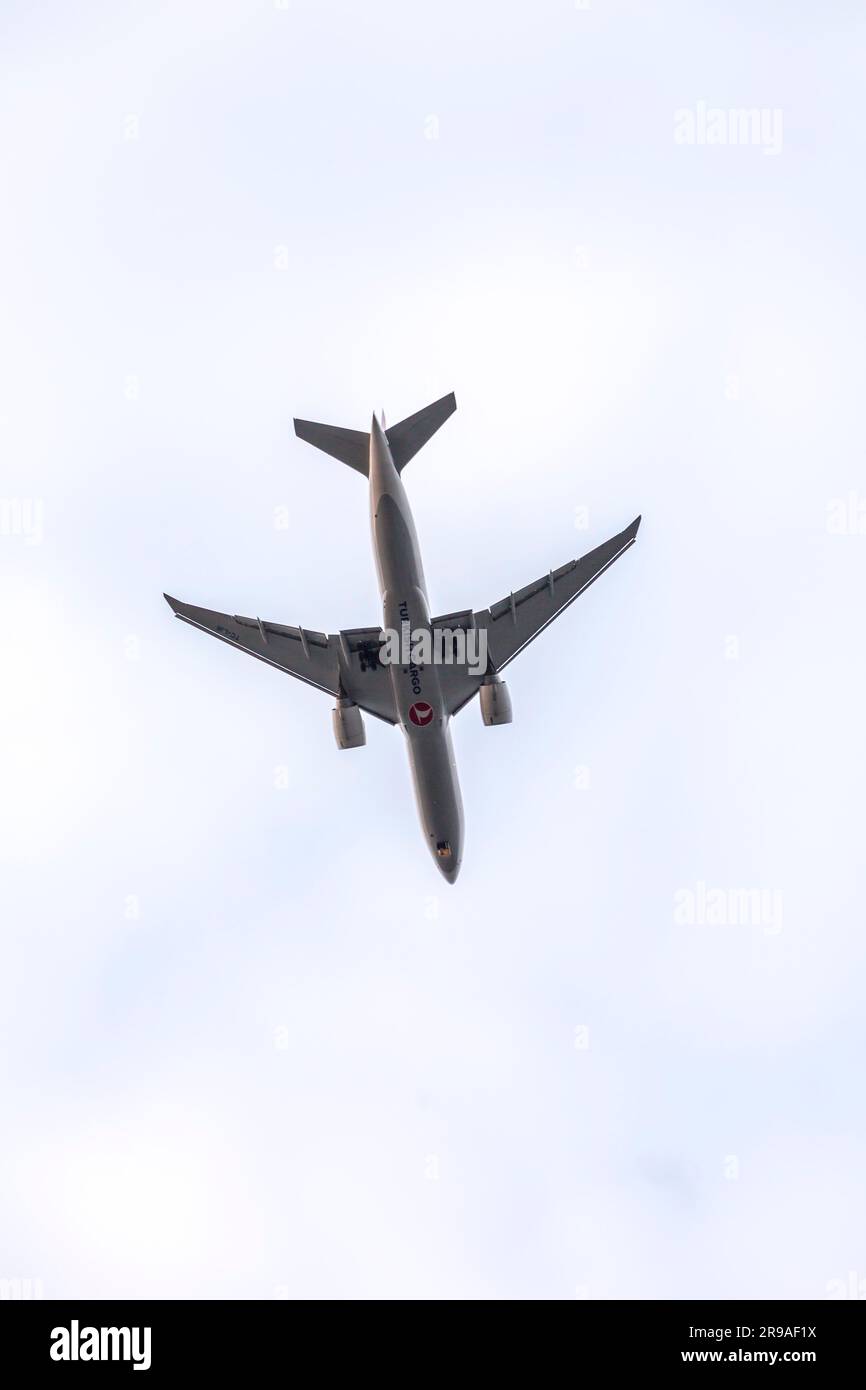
[1,0,865,1300]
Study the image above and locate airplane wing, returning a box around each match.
[437,515,641,715]
[164,595,399,724]
[474,515,641,672]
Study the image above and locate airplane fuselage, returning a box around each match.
[368,416,464,881]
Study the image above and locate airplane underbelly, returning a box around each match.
[381,587,445,732]
[405,723,464,881]
[373,492,427,598]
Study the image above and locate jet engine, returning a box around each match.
[332,697,366,750]
[479,675,512,726]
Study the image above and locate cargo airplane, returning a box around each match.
[165,394,640,881]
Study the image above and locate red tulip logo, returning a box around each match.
[409,701,434,727]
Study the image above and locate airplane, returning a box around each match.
[164,393,640,882]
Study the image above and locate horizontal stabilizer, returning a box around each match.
[386,392,456,471]
[293,419,370,476]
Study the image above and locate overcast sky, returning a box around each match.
[2,0,865,1299]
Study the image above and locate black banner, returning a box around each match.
[0,1298,861,1375]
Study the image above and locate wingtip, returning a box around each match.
[630,514,642,538]
[164,592,181,614]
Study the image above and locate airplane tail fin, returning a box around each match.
[293,419,370,476]
[386,392,456,471]
[293,391,456,477]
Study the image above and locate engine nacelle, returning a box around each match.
[332,698,366,750]
[479,676,512,726]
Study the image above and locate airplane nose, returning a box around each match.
[437,857,461,884]
[432,837,461,883]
